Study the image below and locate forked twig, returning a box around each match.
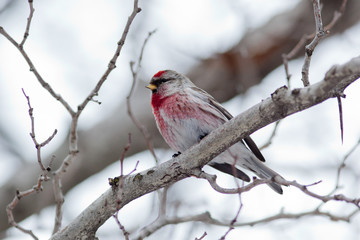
[301,0,327,86]
[282,0,348,86]
[6,89,57,240]
[22,88,57,173]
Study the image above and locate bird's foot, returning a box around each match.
[172,151,181,158]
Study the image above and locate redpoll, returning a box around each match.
[146,70,283,194]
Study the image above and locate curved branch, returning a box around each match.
[50,56,360,239]
[132,208,358,239]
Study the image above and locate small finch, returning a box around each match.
[146,70,283,194]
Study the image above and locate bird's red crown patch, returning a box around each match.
[153,70,166,78]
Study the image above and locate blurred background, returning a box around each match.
[1,0,360,239]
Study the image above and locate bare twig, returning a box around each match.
[6,90,57,240]
[204,208,358,227]
[274,176,360,208]
[158,186,169,217]
[283,0,348,86]
[194,170,270,194]
[76,0,142,117]
[113,211,130,240]
[133,206,358,240]
[197,169,360,209]
[6,183,44,240]
[19,0,35,48]
[0,28,75,115]
[127,30,158,163]
[259,120,281,150]
[134,185,170,239]
[115,134,133,208]
[111,135,137,239]
[218,156,244,240]
[301,0,327,86]
[22,88,57,173]
[195,232,207,240]
[120,134,132,177]
[133,212,212,240]
[329,136,360,196]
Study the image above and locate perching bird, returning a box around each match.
[146,70,283,194]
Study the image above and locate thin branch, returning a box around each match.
[274,177,360,208]
[120,134,132,177]
[219,157,243,239]
[195,170,270,194]
[133,212,213,240]
[6,90,57,239]
[115,134,132,208]
[133,206,358,239]
[158,186,169,217]
[76,0,142,117]
[111,135,136,240]
[301,0,327,87]
[22,89,56,172]
[283,0,347,86]
[259,120,281,150]
[195,232,207,240]
[330,136,360,196]
[6,180,45,240]
[127,30,158,163]
[0,27,75,115]
[19,0,35,48]
[113,211,130,240]
[204,208,358,227]
[51,173,65,235]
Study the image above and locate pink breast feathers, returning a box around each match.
[151,93,169,110]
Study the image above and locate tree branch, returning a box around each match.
[50,56,360,239]
[132,207,357,239]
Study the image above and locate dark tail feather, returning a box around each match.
[248,156,283,194]
[209,163,250,182]
[268,181,283,194]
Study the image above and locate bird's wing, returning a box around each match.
[189,86,266,162]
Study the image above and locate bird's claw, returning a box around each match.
[172,151,181,158]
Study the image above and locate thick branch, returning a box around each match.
[50,56,360,239]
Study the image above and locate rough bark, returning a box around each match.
[50,56,360,239]
[1,0,360,232]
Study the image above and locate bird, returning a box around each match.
[146,70,283,194]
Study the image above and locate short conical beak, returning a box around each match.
[146,83,157,91]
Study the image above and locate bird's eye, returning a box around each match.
[154,78,173,86]
[157,78,168,84]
